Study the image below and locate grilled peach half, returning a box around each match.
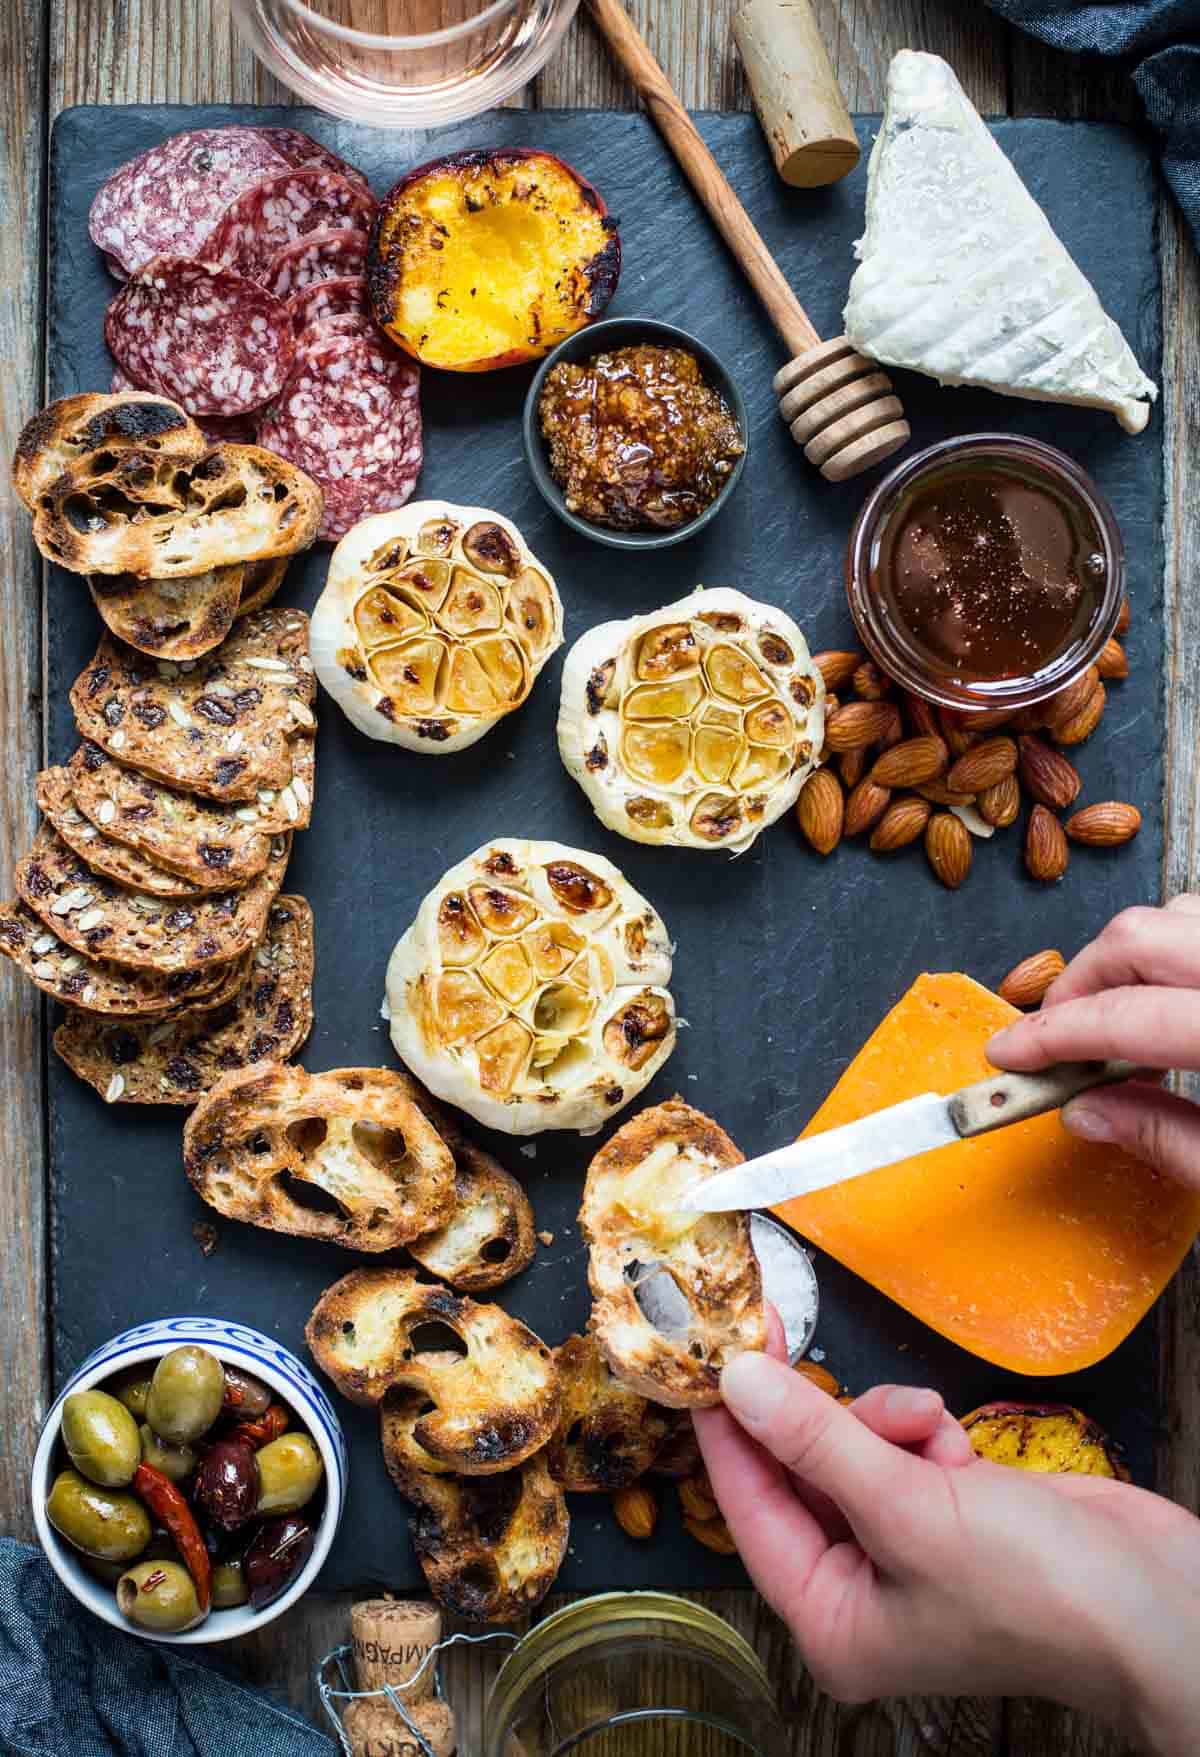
[367,148,621,372]
[960,1402,1130,1479]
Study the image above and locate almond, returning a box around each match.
[678,1476,719,1522]
[844,778,891,836]
[1053,680,1106,746]
[812,650,862,692]
[684,1515,738,1556]
[870,794,932,852]
[939,709,978,759]
[946,736,1018,795]
[876,703,904,749]
[964,707,1014,732]
[869,735,948,789]
[1043,666,1100,730]
[796,768,843,856]
[904,693,940,739]
[825,701,897,752]
[1065,802,1142,846]
[1025,804,1069,882]
[1009,705,1047,734]
[613,1484,657,1540]
[1096,637,1130,681]
[917,780,977,808]
[978,774,1021,828]
[794,1360,841,1397]
[1117,596,1131,636]
[838,746,867,788]
[998,949,1066,1008]
[924,812,972,888]
[1018,735,1081,810]
[851,659,890,700]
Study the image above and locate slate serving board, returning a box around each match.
[45,103,1164,1594]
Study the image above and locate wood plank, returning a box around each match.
[0,0,49,1544]
[49,0,278,108]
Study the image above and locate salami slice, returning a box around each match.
[257,334,423,541]
[89,128,289,276]
[286,274,368,336]
[208,167,377,285]
[252,128,372,192]
[263,229,370,301]
[295,311,377,364]
[105,257,295,418]
[110,364,254,444]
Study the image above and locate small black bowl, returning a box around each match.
[521,316,749,552]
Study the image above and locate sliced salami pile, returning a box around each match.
[91,125,423,540]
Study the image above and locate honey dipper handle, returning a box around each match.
[584,0,822,358]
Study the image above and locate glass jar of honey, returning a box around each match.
[484,1592,789,1756]
[846,434,1124,712]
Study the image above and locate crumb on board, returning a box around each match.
[192,1220,219,1258]
[538,1230,555,1248]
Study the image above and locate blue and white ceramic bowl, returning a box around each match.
[31,1315,347,1644]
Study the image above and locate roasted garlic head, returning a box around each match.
[311,502,563,753]
[385,839,676,1135]
[557,587,824,851]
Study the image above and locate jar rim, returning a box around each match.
[256,0,520,52]
[845,432,1125,712]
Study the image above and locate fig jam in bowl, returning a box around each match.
[846,434,1124,713]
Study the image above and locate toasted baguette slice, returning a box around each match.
[186,1064,456,1249]
[547,1333,672,1492]
[307,1266,560,1475]
[32,442,322,578]
[237,557,290,620]
[580,1098,767,1409]
[381,1386,568,1622]
[88,563,245,660]
[13,391,205,511]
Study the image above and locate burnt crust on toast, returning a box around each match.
[580,1098,767,1410]
[87,563,244,660]
[37,766,213,898]
[15,820,285,972]
[306,1265,561,1475]
[13,391,205,511]
[55,895,314,1105]
[185,1065,456,1251]
[381,1385,568,1623]
[70,609,316,803]
[31,442,322,579]
[547,1333,672,1493]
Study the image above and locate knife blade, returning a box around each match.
[680,1057,1141,1214]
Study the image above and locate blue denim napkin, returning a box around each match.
[0,1541,333,1757]
[988,0,1200,246]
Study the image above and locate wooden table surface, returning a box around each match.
[3,2,1199,1752]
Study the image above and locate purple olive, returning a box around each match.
[243,1514,314,1610]
[220,1366,272,1420]
[193,1440,259,1532]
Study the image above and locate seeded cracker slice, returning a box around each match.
[15,823,286,973]
[37,766,210,898]
[55,896,314,1105]
[69,609,316,803]
[0,901,249,1017]
[68,743,310,885]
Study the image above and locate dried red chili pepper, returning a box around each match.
[229,1403,290,1450]
[132,1462,212,1612]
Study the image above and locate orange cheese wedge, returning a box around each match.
[774,972,1200,1375]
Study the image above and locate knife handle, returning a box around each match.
[949,1060,1144,1138]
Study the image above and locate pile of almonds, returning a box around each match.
[612,1471,738,1556]
[796,605,1140,889]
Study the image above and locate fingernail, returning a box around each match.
[721,1353,791,1430]
[884,1386,941,1421]
[1063,1099,1115,1143]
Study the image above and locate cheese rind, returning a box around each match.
[844,51,1157,434]
[775,972,1200,1374]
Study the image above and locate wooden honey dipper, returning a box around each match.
[584,0,911,482]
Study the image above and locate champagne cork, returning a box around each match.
[342,1698,456,1757]
[733,0,860,188]
[351,1599,441,1706]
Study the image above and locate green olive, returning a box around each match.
[145,1346,225,1445]
[116,1559,206,1633]
[138,1424,196,1483]
[62,1390,141,1487]
[107,1367,153,1419]
[211,1555,248,1610]
[79,1552,128,1588]
[254,1432,323,1515]
[46,1469,151,1561]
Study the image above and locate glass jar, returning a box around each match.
[846,434,1124,713]
[485,1593,789,1756]
[232,0,581,128]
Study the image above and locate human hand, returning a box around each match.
[988,896,1200,1186]
[695,1352,1200,1753]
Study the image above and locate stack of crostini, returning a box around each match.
[3,390,324,1105]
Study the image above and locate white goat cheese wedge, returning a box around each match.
[844,50,1156,434]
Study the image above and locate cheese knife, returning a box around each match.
[680,1059,1141,1214]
